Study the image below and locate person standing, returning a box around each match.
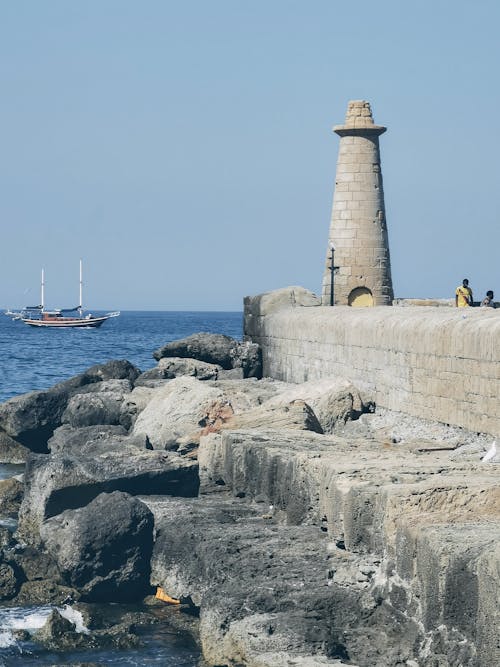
[455,279,473,307]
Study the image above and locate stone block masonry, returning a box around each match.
[245,292,500,437]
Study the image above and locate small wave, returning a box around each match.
[58,605,89,634]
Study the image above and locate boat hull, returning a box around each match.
[22,316,111,328]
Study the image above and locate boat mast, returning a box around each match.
[79,259,83,315]
[41,268,45,311]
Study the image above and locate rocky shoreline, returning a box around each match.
[0,333,498,666]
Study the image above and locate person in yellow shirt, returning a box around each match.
[455,278,473,307]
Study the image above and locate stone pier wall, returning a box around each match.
[244,291,500,437]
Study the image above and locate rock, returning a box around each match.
[132,377,225,450]
[0,562,19,600]
[33,608,95,650]
[61,391,129,428]
[149,496,404,667]
[48,424,128,453]
[119,386,156,429]
[218,400,322,434]
[9,544,61,582]
[0,360,140,452]
[132,376,287,452]
[13,580,78,605]
[208,378,286,413]
[17,448,198,542]
[136,358,222,383]
[231,340,262,379]
[0,526,14,548]
[0,477,23,516]
[263,378,367,432]
[152,333,262,378]
[40,491,154,601]
[48,426,151,456]
[0,430,29,463]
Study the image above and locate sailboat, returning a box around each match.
[18,261,120,329]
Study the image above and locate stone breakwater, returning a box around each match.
[244,286,500,437]
[0,331,497,665]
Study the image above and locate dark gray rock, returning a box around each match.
[48,424,128,454]
[0,430,29,463]
[41,491,154,601]
[0,360,140,452]
[0,562,19,600]
[17,449,199,542]
[153,333,261,378]
[136,358,222,384]
[61,392,127,428]
[150,496,420,667]
[0,477,23,516]
[13,580,78,605]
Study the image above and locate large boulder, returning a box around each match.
[132,377,287,452]
[132,377,226,450]
[153,333,261,378]
[40,491,154,602]
[135,358,222,384]
[119,386,156,430]
[0,360,140,452]
[218,400,322,434]
[17,449,199,542]
[0,430,30,463]
[0,477,23,516]
[61,391,128,428]
[47,425,150,456]
[263,378,367,433]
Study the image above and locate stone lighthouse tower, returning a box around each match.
[321,100,393,306]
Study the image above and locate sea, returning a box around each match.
[0,310,243,665]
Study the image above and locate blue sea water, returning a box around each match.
[0,310,242,665]
[0,310,243,402]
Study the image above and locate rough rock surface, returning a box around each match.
[41,491,154,601]
[0,360,140,451]
[136,357,222,383]
[153,333,262,378]
[218,400,322,434]
[0,477,23,516]
[262,377,368,432]
[17,448,199,542]
[119,386,156,429]
[61,390,129,428]
[0,562,19,600]
[132,376,317,453]
[0,430,30,463]
[132,377,225,450]
[48,424,128,454]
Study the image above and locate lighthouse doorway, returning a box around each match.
[348,287,374,307]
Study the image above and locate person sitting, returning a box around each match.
[480,290,495,308]
[455,279,473,307]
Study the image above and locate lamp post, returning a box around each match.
[329,243,338,306]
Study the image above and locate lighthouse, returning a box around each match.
[321,100,393,307]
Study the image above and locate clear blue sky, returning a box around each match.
[1,1,499,310]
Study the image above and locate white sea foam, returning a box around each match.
[0,605,53,649]
[58,605,89,634]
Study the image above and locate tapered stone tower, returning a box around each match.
[321,100,393,306]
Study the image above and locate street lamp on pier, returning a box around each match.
[329,243,338,306]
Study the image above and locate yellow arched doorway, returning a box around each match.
[348,287,374,307]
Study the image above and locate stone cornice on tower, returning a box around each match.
[333,99,386,136]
